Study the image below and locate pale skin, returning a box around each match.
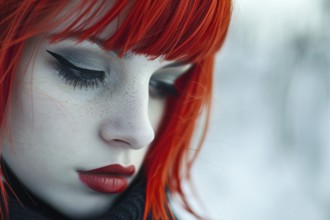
[2,35,190,219]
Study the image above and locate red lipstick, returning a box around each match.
[78,164,135,193]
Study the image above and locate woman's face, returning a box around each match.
[2,36,190,218]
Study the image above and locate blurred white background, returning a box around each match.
[174,0,329,219]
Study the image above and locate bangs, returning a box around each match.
[50,0,231,62]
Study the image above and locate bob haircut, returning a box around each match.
[0,0,231,219]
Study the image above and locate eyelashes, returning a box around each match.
[46,50,179,98]
[46,50,106,89]
[149,80,178,98]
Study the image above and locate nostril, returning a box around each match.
[113,139,130,145]
[112,134,154,150]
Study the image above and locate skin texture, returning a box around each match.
[2,37,190,218]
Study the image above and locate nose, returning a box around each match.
[99,81,155,150]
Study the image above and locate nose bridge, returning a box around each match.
[120,79,155,147]
[121,81,150,126]
[100,75,155,149]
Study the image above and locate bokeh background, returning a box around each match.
[173,0,329,219]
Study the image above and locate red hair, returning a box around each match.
[0,0,232,219]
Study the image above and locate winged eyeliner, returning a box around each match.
[46,50,104,74]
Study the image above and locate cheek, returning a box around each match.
[149,98,166,132]
[3,82,75,163]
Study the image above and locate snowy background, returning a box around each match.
[174,0,330,219]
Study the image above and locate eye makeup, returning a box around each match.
[149,79,178,98]
[149,64,192,98]
[46,46,191,98]
[46,50,106,90]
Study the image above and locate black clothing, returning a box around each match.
[2,162,147,220]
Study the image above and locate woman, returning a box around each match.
[0,0,231,219]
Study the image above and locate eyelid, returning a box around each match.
[158,63,192,75]
[163,62,192,70]
[149,80,178,97]
[46,50,105,74]
[153,64,192,82]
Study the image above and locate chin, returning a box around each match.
[41,192,119,219]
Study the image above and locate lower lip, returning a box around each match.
[78,173,128,193]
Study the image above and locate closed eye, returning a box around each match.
[46,50,106,89]
[149,79,178,98]
[46,50,104,74]
[149,64,193,99]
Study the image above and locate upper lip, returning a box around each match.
[79,164,135,176]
